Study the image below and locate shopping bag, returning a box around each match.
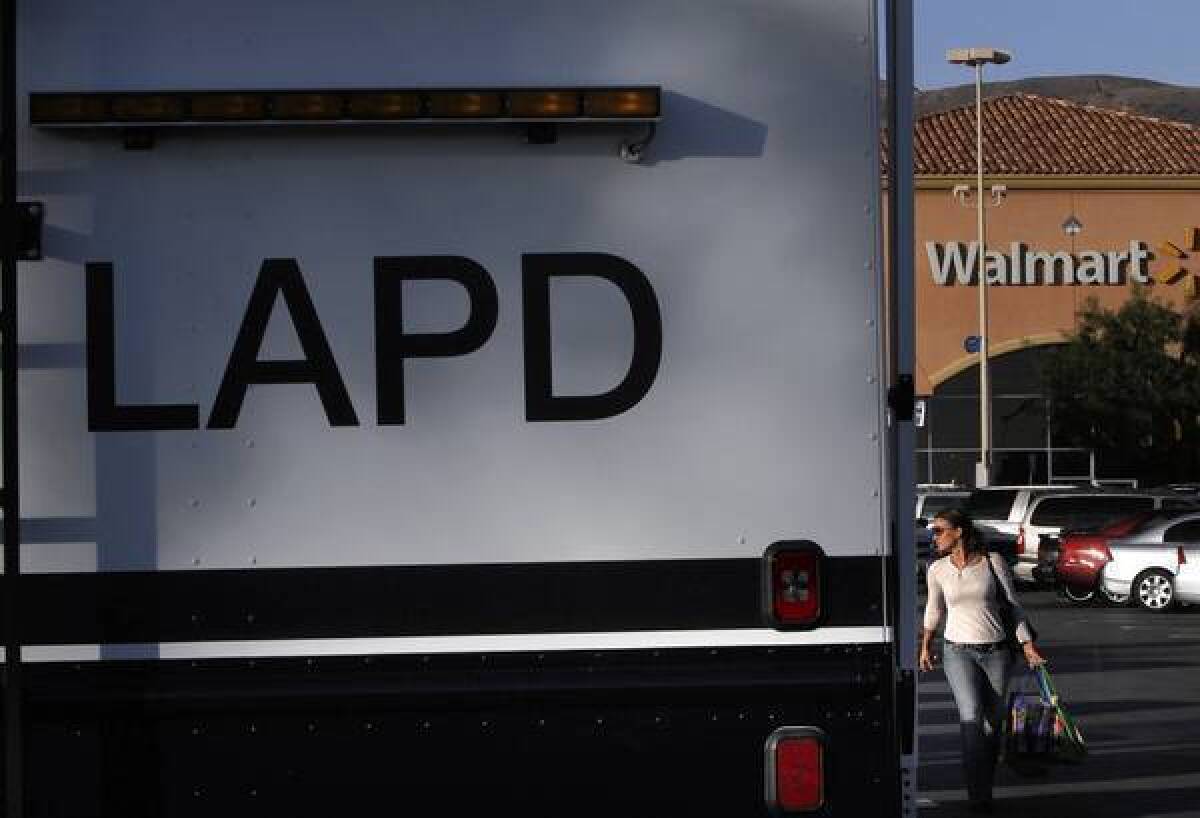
[1003,669,1054,773]
[1003,665,1086,773]
[1035,665,1087,764]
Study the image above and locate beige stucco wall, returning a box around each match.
[913,185,1200,394]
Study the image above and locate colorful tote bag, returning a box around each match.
[1004,665,1087,769]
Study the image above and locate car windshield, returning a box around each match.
[1029,495,1156,528]
[1093,511,1157,536]
[1126,509,1200,537]
[963,489,1018,520]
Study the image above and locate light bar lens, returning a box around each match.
[510,90,581,118]
[191,93,267,121]
[273,93,344,120]
[347,92,422,120]
[428,91,503,118]
[30,94,109,123]
[585,89,659,118]
[110,94,185,122]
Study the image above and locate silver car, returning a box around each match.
[1103,512,1200,611]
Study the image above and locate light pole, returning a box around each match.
[1064,213,1083,329]
[947,47,1011,488]
[1054,213,1084,480]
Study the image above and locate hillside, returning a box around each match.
[914,75,1200,125]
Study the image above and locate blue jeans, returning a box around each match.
[942,641,1014,805]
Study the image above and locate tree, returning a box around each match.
[1041,288,1200,485]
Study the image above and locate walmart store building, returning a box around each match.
[911,94,1200,486]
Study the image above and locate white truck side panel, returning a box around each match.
[16,0,884,571]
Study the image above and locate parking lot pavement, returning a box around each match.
[918,589,1200,817]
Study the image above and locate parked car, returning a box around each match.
[912,491,969,573]
[916,485,970,524]
[934,485,1184,584]
[915,486,969,577]
[1102,512,1200,611]
[963,485,1088,580]
[1013,491,1195,585]
[1035,510,1168,605]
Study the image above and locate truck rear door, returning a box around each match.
[6,1,899,815]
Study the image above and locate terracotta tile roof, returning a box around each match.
[898,93,1200,176]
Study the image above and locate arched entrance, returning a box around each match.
[917,342,1096,487]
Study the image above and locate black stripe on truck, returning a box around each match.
[2,556,883,644]
[22,642,898,817]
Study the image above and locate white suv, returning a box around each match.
[962,486,1086,580]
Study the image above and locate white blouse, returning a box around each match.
[923,551,1034,645]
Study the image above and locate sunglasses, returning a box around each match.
[930,526,951,535]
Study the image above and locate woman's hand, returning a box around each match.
[918,645,937,672]
[1022,641,1046,668]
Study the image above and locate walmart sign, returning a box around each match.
[926,241,1151,286]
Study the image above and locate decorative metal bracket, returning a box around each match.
[950,183,1006,209]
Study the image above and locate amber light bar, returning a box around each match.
[30,87,661,126]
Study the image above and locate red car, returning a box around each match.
[1053,513,1157,604]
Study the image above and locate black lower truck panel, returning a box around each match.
[15,643,898,817]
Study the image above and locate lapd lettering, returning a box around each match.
[523,253,662,422]
[87,262,201,431]
[208,259,358,429]
[85,253,661,431]
[375,256,499,425]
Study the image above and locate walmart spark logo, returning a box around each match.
[1152,227,1200,300]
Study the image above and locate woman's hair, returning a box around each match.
[933,508,986,556]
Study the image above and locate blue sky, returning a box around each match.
[914,0,1200,89]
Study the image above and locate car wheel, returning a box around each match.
[1061,584,1096,605]
[1132,569,1175,612]
[1099,585,1130,606]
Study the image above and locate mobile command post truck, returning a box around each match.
[0,1,919,815]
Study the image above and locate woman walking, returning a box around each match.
[919,509,1045,814]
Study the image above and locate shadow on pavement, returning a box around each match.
[920,774,1200,817]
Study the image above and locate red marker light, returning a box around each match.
[766,728,827,814]
[765,544,822,627]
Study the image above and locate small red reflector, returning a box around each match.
[768,548,821,626]
[766,729,827,814]
[1016,526,1025,555]
[1179,546,1187,565]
